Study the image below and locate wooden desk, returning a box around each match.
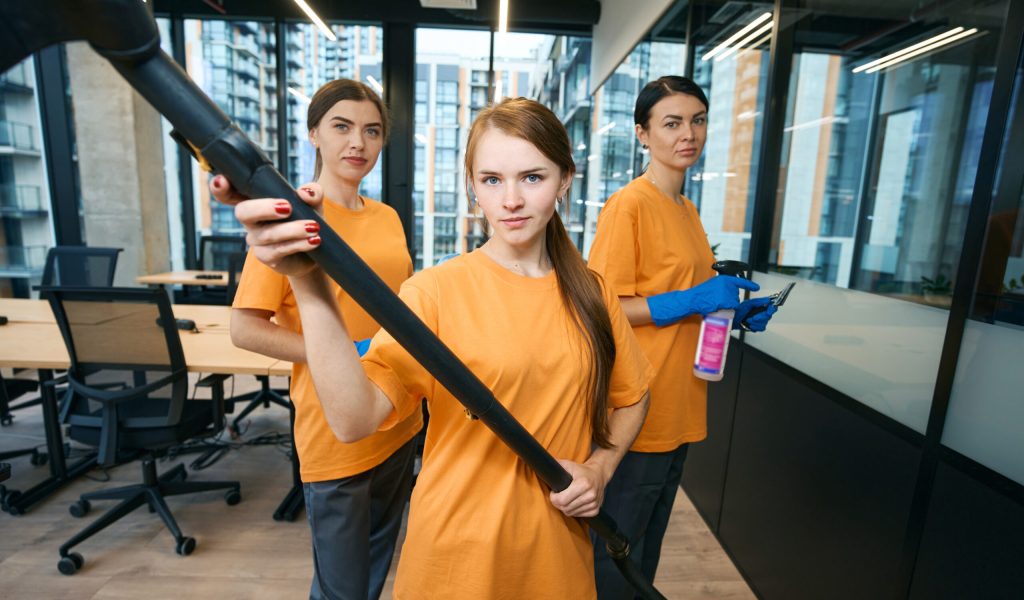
[0,298,233,331]
[0,321,277,375]
[0,315,284,516]
[136,270,229,287]
[0,298,53,323]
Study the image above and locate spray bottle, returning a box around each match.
[693,260,751,382]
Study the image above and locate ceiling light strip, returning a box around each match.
[865,28,979,73]
[852,27,964,73]
[716,21,774,62]
[701,12,772,62]
[294,0,337,41]
[498,0,509,33]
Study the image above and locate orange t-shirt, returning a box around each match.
[588,177,716,452]
[232,197,422,482]
[361,250,653,600]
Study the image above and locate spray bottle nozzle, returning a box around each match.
[712,260,751,279]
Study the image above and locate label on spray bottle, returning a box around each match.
[694,314,731,375]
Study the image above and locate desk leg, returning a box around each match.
[0,372,12,426]
[3,377,97,516]
[272,401,304,522]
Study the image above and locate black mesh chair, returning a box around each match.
[44,286,241,575]
[224,251,246,306]
[178,235,246,305]
[42,246,122,287]
[1,246,123,426]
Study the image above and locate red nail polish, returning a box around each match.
[275,203,291,215]
[301,187,315,197]
[308,236,321,245]
[305,222,320,233]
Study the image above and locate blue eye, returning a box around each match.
[335,123,348,131]
[367,128,381,137]
[525,174,542,183]
[484,176,500,185]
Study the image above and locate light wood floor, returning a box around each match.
[0,375,753,599]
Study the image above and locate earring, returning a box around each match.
[642,144,648,149]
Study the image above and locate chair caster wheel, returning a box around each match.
[58,552,84,575]
[224,489,241,506]
[30,452,48,467]
[69,499,91,518]
[175,536,196,556]
[4,490,23,515]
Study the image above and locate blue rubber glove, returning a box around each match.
[646,275,760,327]
[733,297,778,332]
[353,338,372,357]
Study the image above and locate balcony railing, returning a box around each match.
[0,61,31,88]
[0,121,37,151]
[0,184,44,214]
[0,245,47,272]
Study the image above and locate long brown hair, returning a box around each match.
[307,79,389,180]
[464,98,617,448]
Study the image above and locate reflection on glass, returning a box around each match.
[184,19,278,236]
[748,0,1011,433]
[769,1,1003,311]
[285,23,383,197]
[533,36,591,250]
[157,17,186,271]
[943,60,1024,484]
[413,29,550,270]
[0,56,53,297]
[687,7,770,263]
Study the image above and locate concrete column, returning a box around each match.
[65,41,170,286]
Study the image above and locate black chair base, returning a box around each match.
[229,375,289,433]
[57,457,241,575]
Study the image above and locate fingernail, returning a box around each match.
[304,222,320,233]
[301,187,315,197]
[275,202,291,215]
[308,236,321,246]
[212,176,222,188]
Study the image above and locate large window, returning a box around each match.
[184,19,278,236]
[412,29,550,270]
[748,0,1010,432]
[943,55,1024,485]
[284,23,384,197]
[0,57,53,297]
[687,7,770,263]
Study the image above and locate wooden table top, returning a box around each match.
[136,270,229,287]
[0,298,233,331]
[0,320,279,375]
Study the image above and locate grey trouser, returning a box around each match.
[304,437,416,600]
[592,443,690,600]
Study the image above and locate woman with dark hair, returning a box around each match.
[223,97,653,598]
[216,79,420,600]
[587,76,777,599]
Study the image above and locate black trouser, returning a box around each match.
[592,444,690,600]
[303,438,416,600]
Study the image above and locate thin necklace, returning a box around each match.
[645,171,683,205]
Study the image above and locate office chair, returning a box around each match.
[0,374,48,510]
[2,246,122,426]
[44,286,241,575]
[224,251,246,306]
[177,235,246,305]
